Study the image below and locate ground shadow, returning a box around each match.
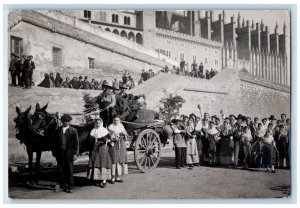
[270,185,291,198]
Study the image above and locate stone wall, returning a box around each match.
[8,68,290,163]
[8,10,177,85]
[8,87,101,163]
[130,68,290,119]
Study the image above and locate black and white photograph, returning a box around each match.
[5,6,294,201]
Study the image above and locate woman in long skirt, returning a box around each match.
[262,130,277,173]
[219,120,234,166]
[108,117,128,183]
[205,121,220,166]
[194,117,203,165]
[185,117,199,168]
[87,118,112,188]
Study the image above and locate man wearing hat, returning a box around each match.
[170,115,187,169]
[96,82,116,127]
[53,114,79,193]
[113,85,126,118]
[9,53,18,86]
[23,55,35,89]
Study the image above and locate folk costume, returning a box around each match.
[262,134,277,172]
[185,123,199,166]
[194,121,203,164]
[204,127,220,166]
[87,121,112,184]
[108,122,128,181]
[219,126,234,166]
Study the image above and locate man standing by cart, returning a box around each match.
[53,114,79,193]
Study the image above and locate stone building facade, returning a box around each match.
[57,10,290,86]
[9,10,290,86]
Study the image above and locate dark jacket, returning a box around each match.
[24,59,35,72]
[53,126,79,159]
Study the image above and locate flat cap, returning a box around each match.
[61,114,72,122]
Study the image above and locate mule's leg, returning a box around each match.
[35,151,42,184]
[27,149,34,184]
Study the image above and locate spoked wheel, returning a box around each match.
[134,129,161,173]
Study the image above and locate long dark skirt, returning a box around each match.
[277,136,289,159]
[219,137,234,165]
[87,142,112,180]
[262,143,277,166]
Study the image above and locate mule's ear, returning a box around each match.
[41,103,48,111]
[25,106,31,114]
[16,107,21,116]
[35,103,40,112]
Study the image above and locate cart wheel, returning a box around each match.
[134,129,161,173]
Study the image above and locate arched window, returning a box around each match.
[136,33,143,45]
[124,16,127,25]
[115,15,119,23]
[113,29,119,35]
[112,14,115,23]
[127,17,131,25]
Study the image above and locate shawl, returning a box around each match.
[90,123,109,139]
[207,127,219,135]
[194,122,202,131]
[108,123,127,135]
[255,129,265,138]
[263,135,275,145]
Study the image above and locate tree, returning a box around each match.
[159,89,185,121]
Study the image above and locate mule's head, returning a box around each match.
[14,106,32,140]
[31,103,49,130]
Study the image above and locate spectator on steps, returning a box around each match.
[122,72,128,85]
[50,73,55,87]
[38,73,52,88]
[55,73,63,88]
[82,76,91,89]
[138,77,143,85]
[141,69,148,81]
[62,77,70,88]
[78,76,84,89]
[210,68,216,79]
[69,77,81,89]
[148,69,154,79]
[90,78,96,90]
[205,70,211,80]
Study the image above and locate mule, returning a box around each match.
[14,103,98,184]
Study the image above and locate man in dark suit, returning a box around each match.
[9,53,17,86]
[53,114,79,193]
[23,55,35,89]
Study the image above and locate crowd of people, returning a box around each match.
[171,111,290,172]
[46,78,290,194]
[38,70,137,90]
[161,59,218,80]
[9,53,35,89]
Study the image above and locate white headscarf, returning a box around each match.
[90,119,109,138]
